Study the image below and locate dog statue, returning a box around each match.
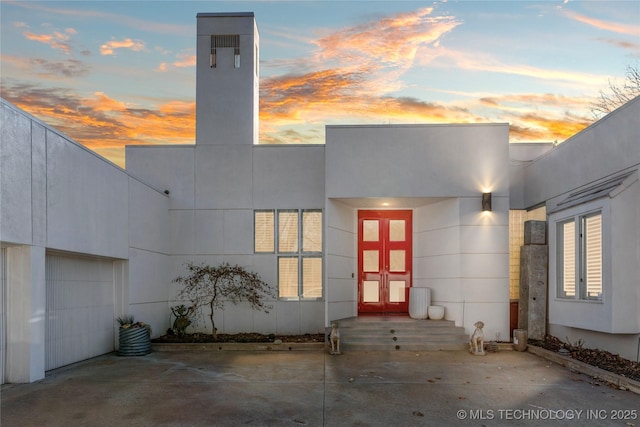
[330,322,341,355]
[469,321,485,355]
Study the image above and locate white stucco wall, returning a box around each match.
[413,198,509,340]
[325,200,357,322]
[524,98,640,359]
[1,99,171,382]
[326,123,510,198]
[1,101,43,246]
[610,179,640,334]
[324,124,510,337]
[127,178,171,331]
[1,99,131,259]
[509,142,554,210]
[522,98,640,209]
[126,144,327,335]
[196,13,259,146]
[46,131,129,258]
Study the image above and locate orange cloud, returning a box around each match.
[260,8,462,130]
[0,83,194,168]
[3,6,605,165]
[100,38,145,56]
[509,112,590,142]
[258,7,596,147]
[24,30,73,54]
[314,7,460,69]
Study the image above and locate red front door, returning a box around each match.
[358,210,412,314]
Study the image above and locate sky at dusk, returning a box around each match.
[1,1,639,168]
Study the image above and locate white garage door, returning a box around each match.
[45,254,115,370]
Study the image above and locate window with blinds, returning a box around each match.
[557,212,602,301]
[278,211,298,253]
[255,209,323,300]
[583,213,602,299]
[559,220,576,297]
[254,211,274,252]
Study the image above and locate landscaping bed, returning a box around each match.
[152,332,326,344]
[529,335,640,382]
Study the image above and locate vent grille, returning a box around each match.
[211,34,240,48]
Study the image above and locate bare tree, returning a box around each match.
[591,64,640,119]
[173,262,274,340]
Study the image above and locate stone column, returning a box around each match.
[518,220,548,341]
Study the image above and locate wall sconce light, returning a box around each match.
[482,192,492,211]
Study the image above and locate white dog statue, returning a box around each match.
[330,322,341,355]
[469,321,485,355]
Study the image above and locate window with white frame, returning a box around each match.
[557,211,602,300]
[254,209,323,299]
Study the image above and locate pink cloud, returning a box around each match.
[564,10,639,36]
[100,38,145,56]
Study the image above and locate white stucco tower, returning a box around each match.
[196,12,259,145]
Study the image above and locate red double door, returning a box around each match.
[358,210,412,314]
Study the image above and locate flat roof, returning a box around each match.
[197,12,254,18]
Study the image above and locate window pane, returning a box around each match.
[254,211,274,252]
[279,211,298,252]
[389,250,405,272]
[278,257,298,298]
[363,220,379,242]
[303,211,322,252]
[302,257,322,298]
[389,280,407,302]
[363,281,379,302]
[363,250,379,272]
[389,220,405,241]
[584,214,602,299]
[561,221,576,297]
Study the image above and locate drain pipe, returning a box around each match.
[637,336,639,362]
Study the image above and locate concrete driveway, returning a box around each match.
[2,349,638,426]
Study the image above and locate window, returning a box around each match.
[254,211,274,252]
[557,212,602,300]
[255,209,323,300]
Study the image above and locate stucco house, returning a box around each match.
[1,12,638,384]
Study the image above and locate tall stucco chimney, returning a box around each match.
[196,12,259,145]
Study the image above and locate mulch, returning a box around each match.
[529,335,640,382]
[152,332,326,344]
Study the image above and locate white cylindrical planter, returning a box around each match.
[428,305,445,320]
[409,287,431,319]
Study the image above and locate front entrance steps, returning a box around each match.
[332,316,468,351]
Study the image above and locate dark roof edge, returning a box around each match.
[197,12,255,18]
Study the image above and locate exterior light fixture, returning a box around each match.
[482,192,492,212]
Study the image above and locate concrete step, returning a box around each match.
[340,342,467,352]
[332,316,469,352]
[344,334,468,343]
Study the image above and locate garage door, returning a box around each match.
[45,254,115,370]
